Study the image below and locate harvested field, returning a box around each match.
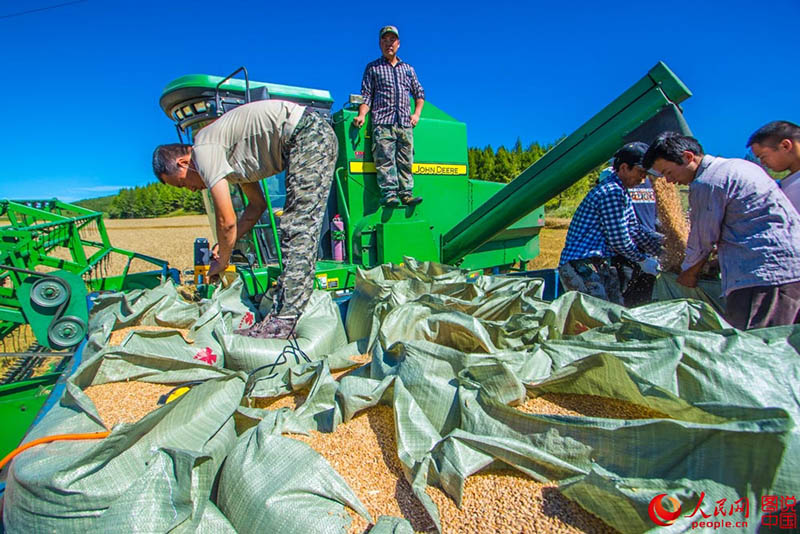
[516,393,671,419]
[43,215,212,280]
[108,325,191,346]
[526,225,568,271]
[102,215,212,277]
[83,381,174,428]
[289,404,619,534]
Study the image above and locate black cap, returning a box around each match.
[612,141,649,170]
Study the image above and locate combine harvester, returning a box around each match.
[0,200,177,459]
[159,62,690,299]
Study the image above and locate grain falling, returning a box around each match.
[516,393,671,419]
[83,381,174,428]
[427,469,620,534]
[108,326,191,347]
[287,405,437,534]
[651,177,689,273]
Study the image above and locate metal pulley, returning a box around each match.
[30,278,70,309]
[47,315,88,349]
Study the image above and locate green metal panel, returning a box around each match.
[0,374,58,459]
[377,221,438,264]
[236,262,358,298]
[18,270,87,350]
[441,61,692,265]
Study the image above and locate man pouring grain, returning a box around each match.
[643,132,800,329]
[152,100,338,338]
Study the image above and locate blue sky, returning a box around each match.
[0,0,797,202]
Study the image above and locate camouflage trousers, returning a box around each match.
[372,124,414,201]
[272,110,337,316]
[558,258,624,305]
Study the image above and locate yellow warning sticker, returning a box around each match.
[349,161,467,175]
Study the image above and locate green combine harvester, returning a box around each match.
[0,199,177,460]
[0,61,691,475]
[158,63,690,299]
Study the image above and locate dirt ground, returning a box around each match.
[527,218,568,271]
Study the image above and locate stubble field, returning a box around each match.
[102,215,214,279]
[99,215,567,279]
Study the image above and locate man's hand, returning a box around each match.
[677,269,699,288]
[207,258,227,282]
[638,257,660,276]
[410,113,421,127]
[352,114,365,128]
[210,243,220,261]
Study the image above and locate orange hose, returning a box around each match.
[0,431,110,471]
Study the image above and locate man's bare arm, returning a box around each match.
[236,182,268,240]
[352,103,370,128]
[411,98,424,126]
[208,180,237,278]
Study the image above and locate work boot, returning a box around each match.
[236,315,298,339]
[381,195,401,208]
[400,194,423,207]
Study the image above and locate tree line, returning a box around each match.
[106,182,205,218]
[468,139,603,219]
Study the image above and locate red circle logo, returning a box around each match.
[648,494,682,526]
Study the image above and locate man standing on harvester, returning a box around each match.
[152,99,338,338]
[353,25,425,208]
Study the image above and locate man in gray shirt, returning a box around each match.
[643,132,800,329]
[153,100,338,338]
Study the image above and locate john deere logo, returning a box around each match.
[649,494,682,526]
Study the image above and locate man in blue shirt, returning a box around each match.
[353,25,425,208]
[559,142,662,305]
[597,165,661,305]
[643,132,800,329]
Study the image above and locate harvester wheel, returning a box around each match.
[31,278,69,309]
[48,316,87,349]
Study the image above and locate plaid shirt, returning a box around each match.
[559,173,662,266]
[360,57,424,127]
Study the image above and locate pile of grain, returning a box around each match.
[427,470,619,534]
[108,325,191,347]
[83,381,174,428]
[652,177,689,273]
[250,391,307,410]
[516,393,670,419]
[289,404,621,534]
[288,405,436,533]
[332,353,371,380]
